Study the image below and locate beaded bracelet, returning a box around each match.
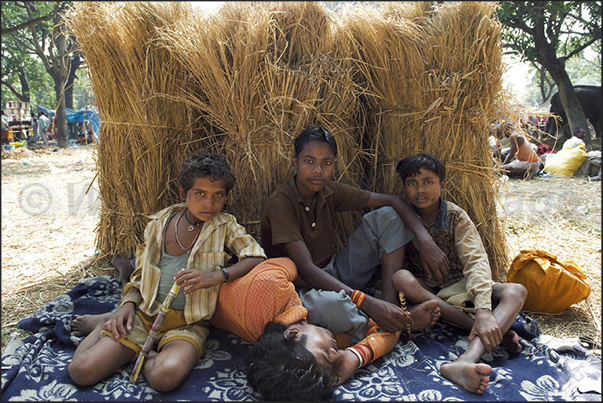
[350,289,367,309]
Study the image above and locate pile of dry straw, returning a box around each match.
[68,1,514,279]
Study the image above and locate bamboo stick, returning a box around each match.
[129,276,182,384]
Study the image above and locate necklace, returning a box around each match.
[175,211,201,251]
[418,215,437,228]
[183,208,202,232]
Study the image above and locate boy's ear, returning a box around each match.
[283,327,300,340]
[440,180,446,191]
[179,187,186,200]
[291,156,298,171]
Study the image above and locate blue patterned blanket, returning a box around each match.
[1,275,601,401]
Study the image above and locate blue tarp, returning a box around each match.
[37,105,101,142]
[1,275,601,401]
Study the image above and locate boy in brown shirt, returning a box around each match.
[261,125,448,340]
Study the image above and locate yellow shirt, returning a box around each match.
[120,203,266,324]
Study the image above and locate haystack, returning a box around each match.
[68,1,515,279]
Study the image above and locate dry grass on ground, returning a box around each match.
[1,144,601,358]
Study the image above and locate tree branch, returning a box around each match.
[0,79,26,100]
[564,36,601,60]
[0,12,53,35]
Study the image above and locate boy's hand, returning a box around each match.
[416,233,449,287]
[333,349,360,386]
[174,269,217,294]
[361,296,413,333]
[105,302,135,339]
[469,308,502,353]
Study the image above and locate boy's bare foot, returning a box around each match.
[440,360,491,394]
[112,254,135,285]
[71,312,114,337]
[408,299,441,331]
[501,330,522,354]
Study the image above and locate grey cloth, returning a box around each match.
[298,288,369,343]
[576,155,601,177]
[299,206,414,343]
[331,206,414,289]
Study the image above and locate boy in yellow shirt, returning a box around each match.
[68,151,266,391]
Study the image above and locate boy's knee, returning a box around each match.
[392,269,416,291]
[500,282,528,303]
[511,282,528,301]
[68,360,97,386]
[147,362,190,392]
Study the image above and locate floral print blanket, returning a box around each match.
[1,275,601,401]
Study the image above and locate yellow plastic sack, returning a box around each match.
[544,143,587,177]
[507,249,590,313]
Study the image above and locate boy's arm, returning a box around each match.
[119,241,147,307]
[502,134,523,164]
[470,309,502,353]
[454,207,500,351]
[284,240,413,333]
[222,256,265,282]
[367,192,449,287]
[333,323,400,386]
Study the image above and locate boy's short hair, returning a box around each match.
[178,151,236,196]
[243,321,336,401]
[293,125,338,158]
[396,153,446,183]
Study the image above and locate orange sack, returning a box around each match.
[507,249,590,314]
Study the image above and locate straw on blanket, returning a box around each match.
[67,1,520,279]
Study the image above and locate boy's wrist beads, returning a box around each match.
[349,289,367,309]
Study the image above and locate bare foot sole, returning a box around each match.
[501,330,522,354]
[112,254,135,285]
[440,361,491,394]
[408,299,441,331]
[71,312,114,337]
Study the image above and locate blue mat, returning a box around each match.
[1,275,601,401]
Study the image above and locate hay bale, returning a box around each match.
[67,1,514,277]
[339,1,509,276]
[155,1,364,247]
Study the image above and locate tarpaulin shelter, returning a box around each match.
[37,105,101,142]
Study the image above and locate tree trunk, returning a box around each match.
[550,69,592,146]
[54,78,69,148]
[18,70,31,103]
[53,19,70,148]
[532,14,593,147]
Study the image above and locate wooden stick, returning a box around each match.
[398,292,412,339]
[129,277,182,384]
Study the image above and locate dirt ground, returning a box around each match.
[1,144,601,357]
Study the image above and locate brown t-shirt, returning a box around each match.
[261,177,371,268]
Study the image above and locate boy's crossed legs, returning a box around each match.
[393,270,527,394]
[69,313,202,391]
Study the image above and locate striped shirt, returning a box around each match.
[120,203,266,324]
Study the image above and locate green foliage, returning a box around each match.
[1,1,82,111]
[498,1,601,62]
[73,70,95,110]
[516,52,601,107]
[497,1,601,108]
